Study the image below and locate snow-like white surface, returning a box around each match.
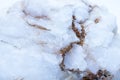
[64,44,87,71]
[0,0,120,80]
[0,0,20,15]
[90,0,120,33]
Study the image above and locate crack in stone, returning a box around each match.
[22,9,51,31]
[25,20,51,31]
[72,15,85,46]
[59,41,81,71]
[58,3,108,79]
[82,70,113,80]
[59,14,86,72]
[22,10,50,20]
[0,40,19,49]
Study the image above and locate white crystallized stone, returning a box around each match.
[0,0,120,80]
